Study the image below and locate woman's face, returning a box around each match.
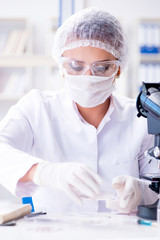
[62,46,120,76]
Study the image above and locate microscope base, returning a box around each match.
[137,200,158,220]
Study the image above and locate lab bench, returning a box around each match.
[0,211,160,240]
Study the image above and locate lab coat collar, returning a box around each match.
[96,95,114,133]
[62,90,85,131]
[62,90,129,134]
[62,90,116,133]
[72,95,115,125]
[72,95,114,123]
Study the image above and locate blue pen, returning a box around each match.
[137,219,158,227]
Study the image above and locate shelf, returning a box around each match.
[140,18,160,23]
[0,18,28,22]
[140,54,160,63]
[0,55,57,67]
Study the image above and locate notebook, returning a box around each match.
[0,202,32,224]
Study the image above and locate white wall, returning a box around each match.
[87,0,160,20]
[0,0,160,200]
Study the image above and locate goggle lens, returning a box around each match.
[61,57,121,77]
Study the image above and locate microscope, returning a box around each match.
[136,82,160,220]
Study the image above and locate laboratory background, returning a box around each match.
[0,0,160,202]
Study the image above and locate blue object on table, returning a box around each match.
[137,219,157,226]
[22,197,35,212]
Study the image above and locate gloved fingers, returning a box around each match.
[119,193,133,209]
[82,166,103,186]
[64,184,83,206]
[112,175,126,191]
[123,177,135,195]
[106,199,120,211]
[106,193,133,212]
[118,177,138,207]
[112,176,131,209]
[119,195,139,212]
[70,174,97,198]
[114,176,141,211]
[122,180,141,210]
[106,199,131,213]
[74,167,102,195]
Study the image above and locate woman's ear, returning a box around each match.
[113,66,121,85]
[116,66,121,78]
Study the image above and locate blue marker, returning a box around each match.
[137,219,157,227]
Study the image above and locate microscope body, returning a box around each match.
[136,82,160,220]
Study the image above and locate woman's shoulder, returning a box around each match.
[112,92,140,121]
[17,89,65,105]
[13,89,67,117]
[113,92,136,110]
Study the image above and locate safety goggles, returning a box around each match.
[60,57,121,77]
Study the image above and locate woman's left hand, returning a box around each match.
[106,175,141,213]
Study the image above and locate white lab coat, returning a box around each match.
[0,89,158,212]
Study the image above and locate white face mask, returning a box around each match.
[64,73,116,108]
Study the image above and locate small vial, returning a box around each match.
[157,196,160,224]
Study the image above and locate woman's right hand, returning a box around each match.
[33,161,103,205]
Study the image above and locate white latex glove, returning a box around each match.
[33,161,103,205]
[106,175,141,213]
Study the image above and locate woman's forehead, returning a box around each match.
[62,46,116,62]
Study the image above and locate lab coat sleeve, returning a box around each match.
[0,90,44,197]
[138,131,159,205]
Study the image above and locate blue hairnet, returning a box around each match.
[53,7,128,71]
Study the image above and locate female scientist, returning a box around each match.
[0,7,158,213]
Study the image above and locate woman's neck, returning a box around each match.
[77,99,110,129]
